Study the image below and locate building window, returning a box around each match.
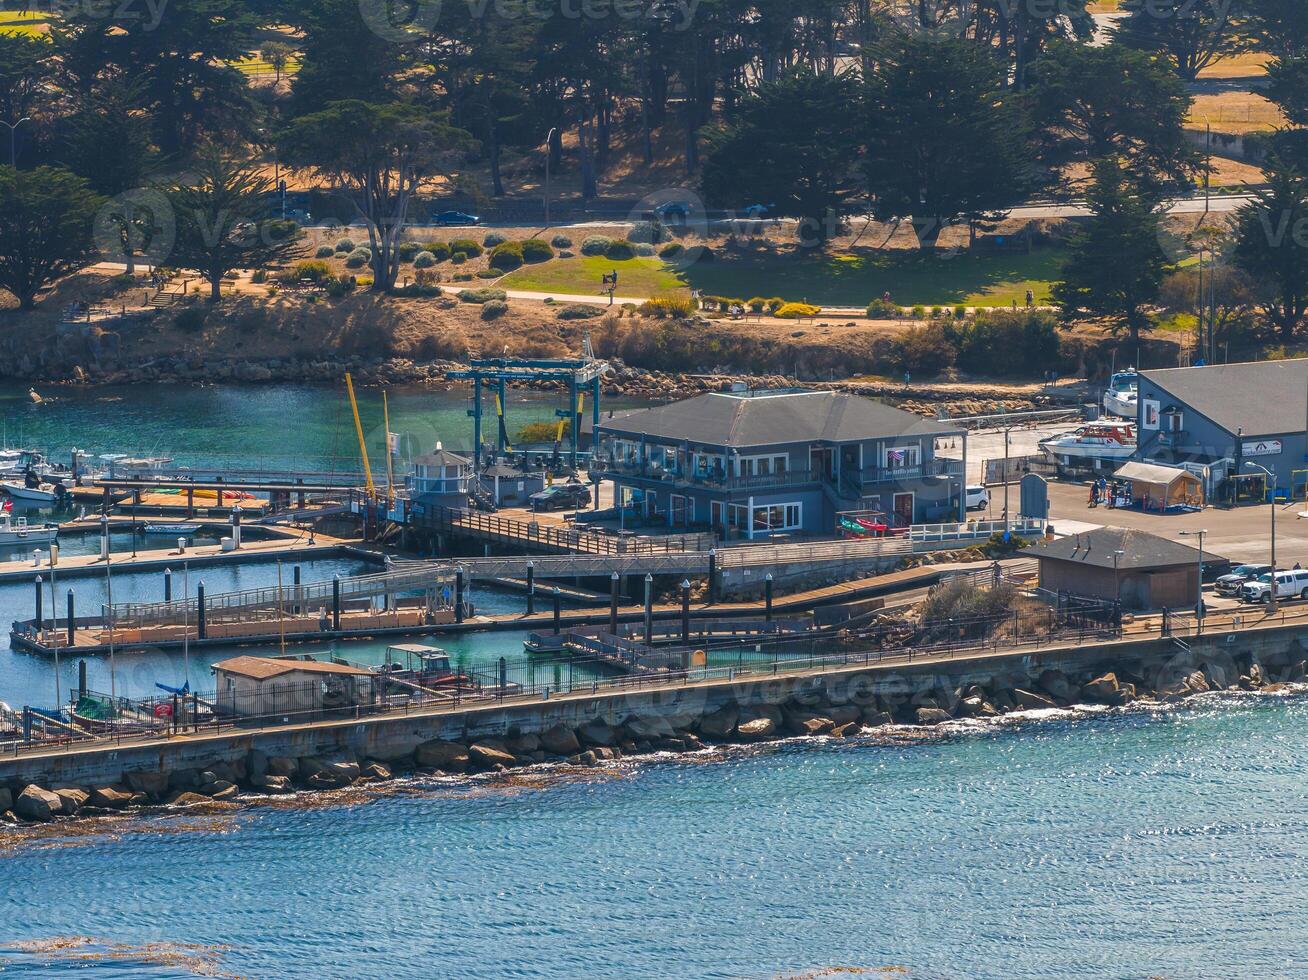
[727,503,748,529]
[739,453,789,477]
[752,502,802,532]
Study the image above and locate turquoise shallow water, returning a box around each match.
[0,384,1304,978]
[1,694,1307,979]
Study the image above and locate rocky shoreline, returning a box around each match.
[3,644,1301,829]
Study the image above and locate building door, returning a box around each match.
[809,447,834,480]
[710,500,725,532]
[893,492,915,527]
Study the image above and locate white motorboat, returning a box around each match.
[0,515,57,545]
[1040,422,1137,466]
[143,523,202,534]
[1102,370,1139,419]
[0,481,59,503]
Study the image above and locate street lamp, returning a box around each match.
[1178,529,1207,632]
[1243,460,1278,611]
[1112,548,1124,606]
[1,117,31,168]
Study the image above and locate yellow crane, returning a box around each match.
[345,372,375,500]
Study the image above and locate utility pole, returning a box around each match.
[544,127,558,228]
[2,117,32,168]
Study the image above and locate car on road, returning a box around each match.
[433,210,481,226]
[648,201,695,223]
[965,485,990,511]
[1215,563,1272,596]
[1240,568,1308,603]
[530,482,591,512]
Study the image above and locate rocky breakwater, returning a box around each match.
[2,644,1303,828]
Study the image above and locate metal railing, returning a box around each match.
[423,505,717,556]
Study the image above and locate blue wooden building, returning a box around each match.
[592,389,967,538]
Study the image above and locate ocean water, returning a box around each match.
[1,694,1307,978]
[0,383,1305,978]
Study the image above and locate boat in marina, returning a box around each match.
[0,480,61,504]
[1039,422,1137,468]
[0,515,58,545]
[1102,370,1139,419]
[143,523,203,534]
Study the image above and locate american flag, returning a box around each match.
[887,449,908,467]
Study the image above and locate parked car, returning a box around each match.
[1215,563,1272,596]
[649,201,695,223]
[1240,568,1308,603]
[433,210,480,226]
[965,485,990,511]
[530,482,591,512]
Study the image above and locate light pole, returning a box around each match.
[1243,460,1278,611]
[1179,529,1207,631]
[544,127,558,229]
[1112,549,1124,607]
[2,117,31,168]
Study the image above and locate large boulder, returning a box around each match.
[1037,669,1074,703]
[1081,672,1122,702]
[168,769,201,792]
[826,705,863,727]
[0,787,11,813]
[539,725,581,756]
[577,719,618,748]
[915,707,953,725]
[415,739,469,772]
[15,785,61,822]
[299,757,361,789]
[1013,688,1057,711]
[253,774,294,794]
[267,756,298,779]
[736,717,777,740]
[207,782,240,800]
[624,715,675,741]
[785,713,835,737]
[361,762,392,781]
[861,707,895,727]
[169,791,212,807]
[88,785,133,809]
[505,733,540,757]
[52,786,89,815]
[124,770,170,799]
[469,741,517,770]
[247,750,270,784]
[697,704,739,740]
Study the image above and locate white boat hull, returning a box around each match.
[1103,391,1137,419]
[1041,443,1137,464]
[0,526,57,545]
[1,482,57,503]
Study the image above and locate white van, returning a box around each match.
[1240,569,1308,603]
[965,485,990,511]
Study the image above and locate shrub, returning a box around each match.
[659,242,684,259]
[866,297,899,318]
[551,234,573,248]
[237,308,267,334]
[558,303,605,320]
[414,268,440,286]
[559,250,574,258]
[251,269,268,284]
[930,305,943,319]
[422,241,451,261]
[483,231,507,247]
[627,220,671,245]
[476,269,501,278]
[767,297,785,314]
[393,281,442,298]
[481,299,509,320]
[774,302,821,319]
[955,310,1062,377]
[293,259,332,282]
[638,293,697,318]
[174,307,207,333]
[954,305,967,319]
[315,244,335,259]
[325,274,357,297]
[398,241,422,262]
[897,323,956,376]
[581,235,614,256]
[413,250,437,269]
[452,272,474,281]
[451,252,466,265]
[449,238,482,258]
[521,239,554,263]
[747,296,768,314]
[910,305,927,319]
[605,240,637,260]
[489,240,525,271]
[333,237,355,253]
[344,247,371,269]
[634,243,655,256]
[458,287,507,304]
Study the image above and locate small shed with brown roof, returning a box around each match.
[212,655,375,719]
[1113,461,1204,512]
[1029,526,1206,611]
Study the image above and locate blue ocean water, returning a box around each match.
[1,694,1307,979]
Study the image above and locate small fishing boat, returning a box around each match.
[1039,422,1137,467]
[0,480,59,503]
[143,523,203,535]
[0,515,58,545]
[372,644,479,695]
[1102,370,1139,419]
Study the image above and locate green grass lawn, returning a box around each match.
[502,247,1066,308]
[0,10,49,35]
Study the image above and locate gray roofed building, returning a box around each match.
[1030,526,1209,610]
[596,389,958,447]
[1029,526,1203,571]
[1140,359,1308,438]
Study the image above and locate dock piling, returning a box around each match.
[34,576,42,631]
[552,588,561,635]
[681,579,691,645]
[164,567,172,603]
[331,575,341,631]
[455,568,465,623]
[526,561,535,615]
[66,589,75,645]
[708,549,718,605]
[609,572,619,636]
[765,573,774,623]
[78,660,87,700]
[197,582,207,640]
[643,573,653,646]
